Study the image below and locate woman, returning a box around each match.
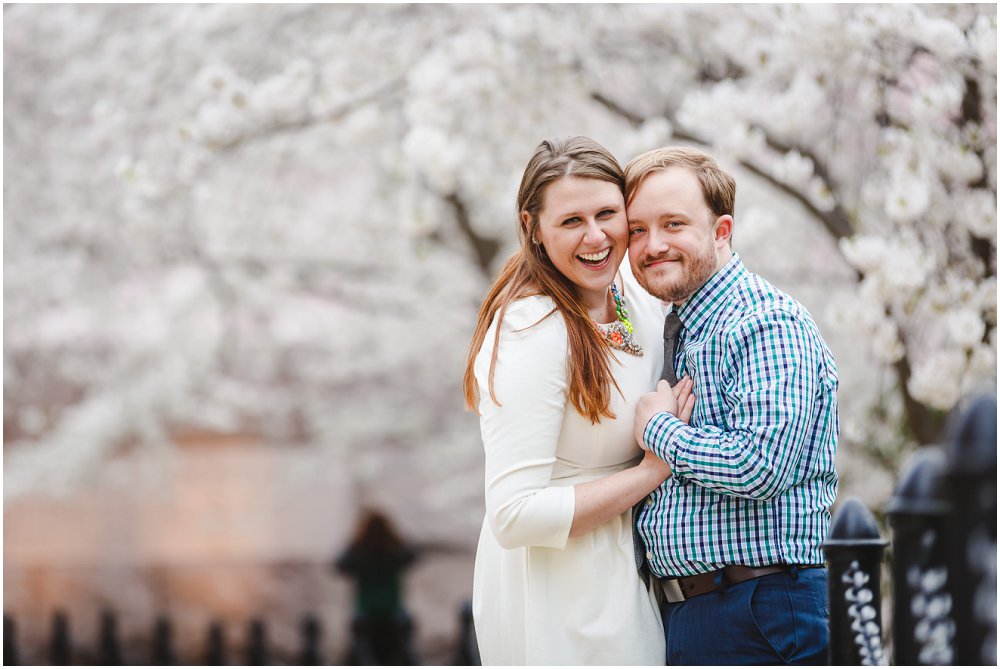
[463,137,693,665]
[335,509,418,665]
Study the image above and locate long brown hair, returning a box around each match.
[462,137,625,424]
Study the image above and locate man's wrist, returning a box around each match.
[643,411,684,467]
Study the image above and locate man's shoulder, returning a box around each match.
[706,270,834,362]
[725,269,815,327]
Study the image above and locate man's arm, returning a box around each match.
[639,310,827,500]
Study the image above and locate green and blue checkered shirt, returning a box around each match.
[637,254,839,577]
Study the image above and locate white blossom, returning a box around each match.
[773,150,815,188]
[872,319,906,364]
[885,164,933,222]
[969,14,998,66]
[402,125,463,193]
[840,236,892,274]
[913,13,971,61]
[947,308,988,349]
[954,188,998,239]
[908,350,968,410]
[249,59,315,126]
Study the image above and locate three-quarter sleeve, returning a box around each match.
[475,297,575,550]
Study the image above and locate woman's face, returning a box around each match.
[528,176,628,310]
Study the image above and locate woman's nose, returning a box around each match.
[583,220,605,244]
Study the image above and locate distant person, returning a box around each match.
[463,136,693,665]
[334,509,418,665]
[626,146,839,664]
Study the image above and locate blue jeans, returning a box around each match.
[661,567,829,665]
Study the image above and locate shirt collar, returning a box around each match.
[671,253,745,335]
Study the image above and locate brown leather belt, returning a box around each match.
[655,564,824,603]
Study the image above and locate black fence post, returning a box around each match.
[152,616,176,665]
[823,496,889,665]
[99,610,122,665]
[944,393,997,666]
[246,618,268,666]
[204,620,228,666]
[4,614,19,666]
[453,600,481,666]
[887,447,955,664]
[50,610,72,665]
[298,613,323,665]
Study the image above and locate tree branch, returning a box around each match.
[591,92,857,244]
[203,75,407,154]
[893,354,947,445]
[444,192,502,276]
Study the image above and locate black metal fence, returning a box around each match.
[3,606,480,666]
[825,392,997,666]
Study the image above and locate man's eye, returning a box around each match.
[598,209,617,218]
[629,227,646,236]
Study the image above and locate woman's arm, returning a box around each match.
[568,450,670,537]
[570,377,694,537]
[478,299,576,550]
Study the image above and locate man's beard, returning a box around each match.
[635,242,719,304]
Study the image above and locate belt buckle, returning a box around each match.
[659,578,686,603]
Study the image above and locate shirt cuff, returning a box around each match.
[642,411,689,473]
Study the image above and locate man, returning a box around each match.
[626,146,838,665]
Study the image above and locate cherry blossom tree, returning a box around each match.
[4,4,995,515]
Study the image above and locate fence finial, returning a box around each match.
[823,496,889,665]
[887,447,954,665]
[944,393,997,666]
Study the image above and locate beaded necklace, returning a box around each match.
[593,282,643,356]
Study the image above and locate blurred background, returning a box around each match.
[3,4,996,665]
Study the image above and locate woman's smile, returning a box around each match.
[577,247,612,267]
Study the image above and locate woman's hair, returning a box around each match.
[462,136,625,424]
[347,509,408,559]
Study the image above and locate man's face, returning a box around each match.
[627,167,730,304]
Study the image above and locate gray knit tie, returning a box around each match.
[661,312,684,386]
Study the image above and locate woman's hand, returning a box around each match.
[673,376,696,424]
[633,376,696,447]
[639,448,672,483]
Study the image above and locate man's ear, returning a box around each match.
[714,215,733,248]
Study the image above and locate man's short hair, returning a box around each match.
[624,146,736,219]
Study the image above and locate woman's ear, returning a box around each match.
[520,210,532,237]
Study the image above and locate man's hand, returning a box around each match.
[673,376,696,424]
[634,379,678,448]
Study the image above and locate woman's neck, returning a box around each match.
[582,286,614,324]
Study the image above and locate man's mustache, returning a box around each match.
[639,252,682,268]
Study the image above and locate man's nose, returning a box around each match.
[645,228,670,256]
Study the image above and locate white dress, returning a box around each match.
[471,261,666,665]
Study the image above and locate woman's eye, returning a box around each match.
[598,209,616,218]
[562,217,581,226]
[629,227,645,236]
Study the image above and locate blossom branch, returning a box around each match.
[590,92,857,246]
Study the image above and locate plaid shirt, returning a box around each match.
[636,254,839,577]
